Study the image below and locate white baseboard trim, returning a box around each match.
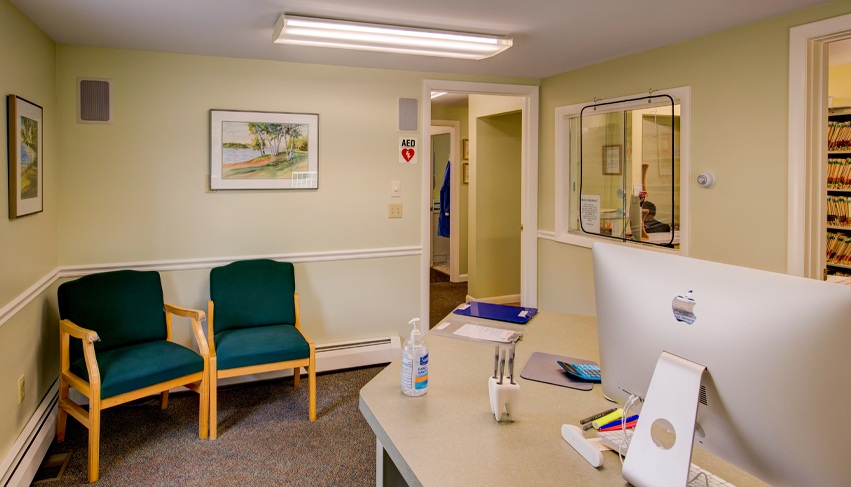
[0,380,59,487]
[69,335,401,406]
[457,274,468,282]
[0,246,422,330]
[465,294,522,305]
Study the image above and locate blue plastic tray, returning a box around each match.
[452,302,538,324]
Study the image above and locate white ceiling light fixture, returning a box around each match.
[273,15,513,60]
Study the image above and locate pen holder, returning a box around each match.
[488,376,520,422]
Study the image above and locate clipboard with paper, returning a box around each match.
[452,301,538,324]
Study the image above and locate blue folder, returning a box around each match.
[453,302,538,324]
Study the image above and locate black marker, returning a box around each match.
[579,407,618,425]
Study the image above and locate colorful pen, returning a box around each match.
[600,420,638,432]
[599,415,638,430]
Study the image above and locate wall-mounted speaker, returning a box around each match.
[77,77,113,124]
[399,98,417,131]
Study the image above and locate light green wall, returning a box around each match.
[538,0,851,316]
[53,45,536,342]
[475,112,523,298]
[0,0,58,463]
[432,133,450,201]
[0,0,57,305]
[829,63,851,106]
[468,95,523,297]
[431,106,469,275]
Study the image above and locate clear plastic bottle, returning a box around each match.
[401,318,428,396]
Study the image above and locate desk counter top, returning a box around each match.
[359,310,768,487]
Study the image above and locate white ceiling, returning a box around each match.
[11,0,832,78]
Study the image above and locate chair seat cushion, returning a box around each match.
[215,324,309,371]
[70,340,204,399]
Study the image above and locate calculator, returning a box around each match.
[557,361,602,382]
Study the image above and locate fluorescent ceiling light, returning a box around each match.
[273,15,512,60]
[431,92,447,99]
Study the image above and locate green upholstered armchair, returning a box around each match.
[56,270,210,483]
[208,259,316,439]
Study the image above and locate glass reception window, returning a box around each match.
[568,96,680,249]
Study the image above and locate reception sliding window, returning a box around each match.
[568,95,680,249]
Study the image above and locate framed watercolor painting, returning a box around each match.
[8,95,43,219]
[210,110,319,190]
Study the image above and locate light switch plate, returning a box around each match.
[391,181,401,197]
[388,202,402,218]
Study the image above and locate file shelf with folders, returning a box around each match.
[827,106,851,277]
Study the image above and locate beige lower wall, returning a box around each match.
[537,0,851,315]
[0,282,61,463]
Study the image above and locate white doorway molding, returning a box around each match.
[422,80,539,328]
[789,13,851,278]
[431,122,461,282]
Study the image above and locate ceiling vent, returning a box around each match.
[399,98,417,131]
[77,77,113,124]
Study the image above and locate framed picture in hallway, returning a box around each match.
[462,138,469,160]
[210,109,319,190]
[463,162,469,183]
[8,95,43,219]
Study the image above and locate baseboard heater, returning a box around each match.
[1,380,60,487]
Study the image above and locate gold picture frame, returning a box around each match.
[463,162,470,183]
[8,95,43,219]
[462,138,469,160]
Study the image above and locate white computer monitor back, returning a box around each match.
[592,242,851,487]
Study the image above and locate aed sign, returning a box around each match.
[399,137,418,165]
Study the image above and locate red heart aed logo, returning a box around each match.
[402,148,415,162]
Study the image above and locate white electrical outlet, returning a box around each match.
[388,202,402,218]
[18,375,24,404]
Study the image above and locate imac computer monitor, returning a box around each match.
[593,242,851,487]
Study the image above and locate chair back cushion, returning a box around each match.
[210,259,296,334]
[58,270,168,364]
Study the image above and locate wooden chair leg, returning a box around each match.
[308,363,316,421]
[88,398,101,483]
[210,358,218,440]
[160,391,169,410]
[199,369,209,439]
[56,382,69,443]
[293,366,301,388]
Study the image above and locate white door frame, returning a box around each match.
[421,80,539,327]
[789,13,851,278]
[430,123,461,282]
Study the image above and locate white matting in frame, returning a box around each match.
[210,110,319,190]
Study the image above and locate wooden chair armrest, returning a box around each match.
[60,320,100,343]
[296,327,315,348]
[164,303,210,359]
[164,303,206,321]
[59,320,102,391]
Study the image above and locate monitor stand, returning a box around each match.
[622,351,706,487]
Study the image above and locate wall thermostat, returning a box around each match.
[697,172,715,188]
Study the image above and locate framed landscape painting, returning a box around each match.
[7,95,43,219]
[210,110,319,190]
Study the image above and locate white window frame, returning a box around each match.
[554,86,691,256]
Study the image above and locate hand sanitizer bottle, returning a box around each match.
[401,318,428,396]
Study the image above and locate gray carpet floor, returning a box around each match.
[429,268,467,328]
[39,366,384,486]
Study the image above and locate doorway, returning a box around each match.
[421,80,539,328]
